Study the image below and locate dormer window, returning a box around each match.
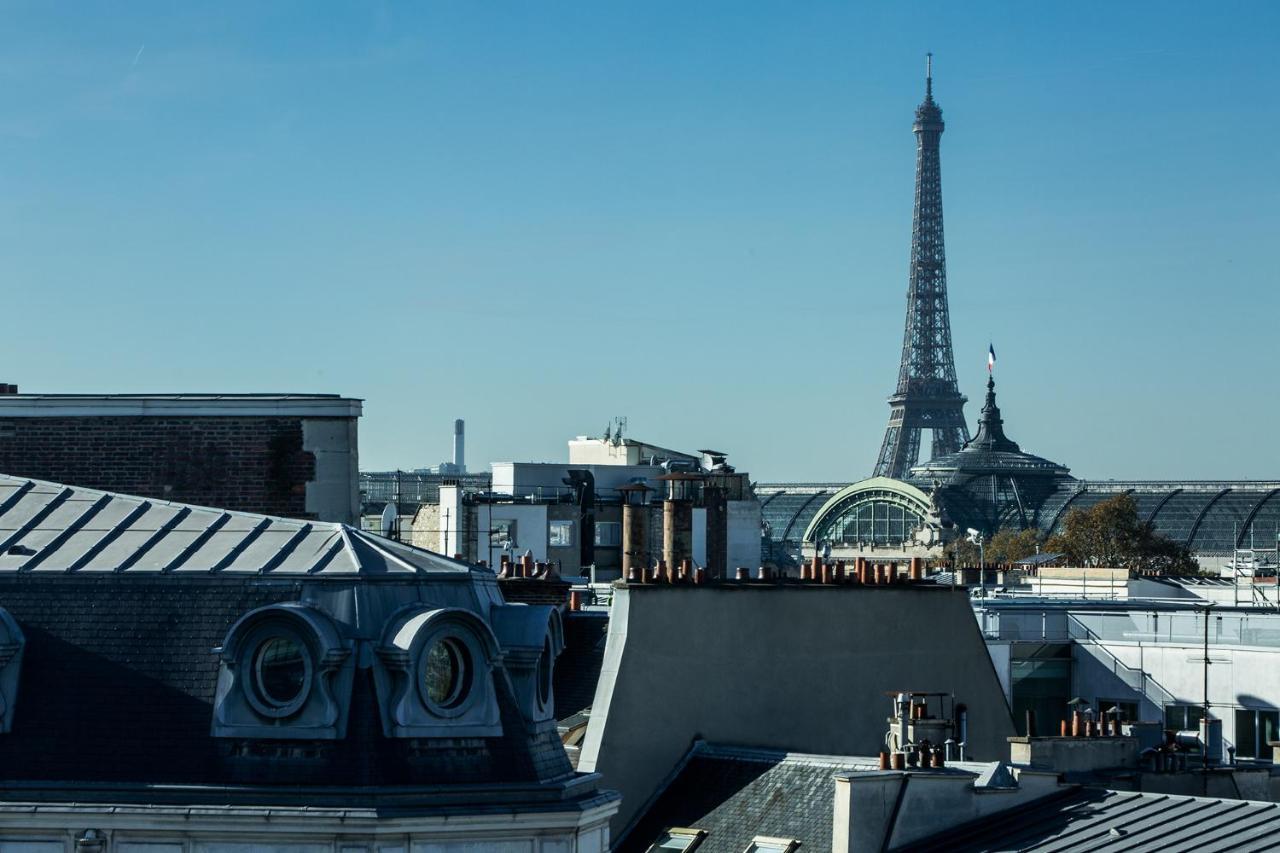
[212,603,354,740]
[372,607,503,739]
[489,603,562,724]
[249,631,312,717]
[422,636,472,712]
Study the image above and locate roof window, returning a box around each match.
[648,828,707,852]
[745,838,800,853]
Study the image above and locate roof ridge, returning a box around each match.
[693,742,881,768]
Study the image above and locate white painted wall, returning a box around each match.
[567,438,640,466]
[438,485,464,557]
[473,503,550,563]
[1073,638,1280,755]
[991,608,1280,756]
[302,417,360,525]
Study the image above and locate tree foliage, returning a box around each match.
[943,527,1042,566]
[986,528,1041,564]
[1045,494,1199,575]
[943,537,982,567]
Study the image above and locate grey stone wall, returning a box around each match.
[579,583,1017,837]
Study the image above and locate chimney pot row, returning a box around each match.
[623,554,948,587]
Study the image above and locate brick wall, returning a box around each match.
[0,416,319,518]
[499,577,572,608]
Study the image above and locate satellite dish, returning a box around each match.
[380,502,398,538]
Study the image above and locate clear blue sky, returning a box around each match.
[3,2,1277,482]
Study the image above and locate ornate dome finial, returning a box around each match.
[967,374,1020,453]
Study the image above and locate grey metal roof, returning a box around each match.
[0,474,470,575]
[907,787,1280,852]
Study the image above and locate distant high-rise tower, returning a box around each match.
[873,55,970,479]
[453,418,466,473]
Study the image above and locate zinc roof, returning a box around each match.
[0,474,469,575]
[907,788,1280,852]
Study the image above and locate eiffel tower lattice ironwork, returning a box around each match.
[873,55,970,479]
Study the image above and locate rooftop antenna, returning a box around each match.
[926,52,933,99]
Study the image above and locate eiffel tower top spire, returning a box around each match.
[872,56,970,479]
[917,53,941,126]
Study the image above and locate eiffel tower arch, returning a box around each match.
[874,56,970,479]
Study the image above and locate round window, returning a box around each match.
[422,637,472,711]
[536,637,552,707]
[252,635,309,709]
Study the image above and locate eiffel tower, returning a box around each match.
[873,55,970,479]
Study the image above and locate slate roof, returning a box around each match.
[903,787,1280,852]
[0,570,574,794]
[553,612,608,723]
[0,574,302,785]
[0,476,585,800]
[624,743,1280,853]
[0,474,470,575]
[617,743,882,853]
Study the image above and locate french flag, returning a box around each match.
[987,344,996,373]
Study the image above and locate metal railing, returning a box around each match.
[1067,614,1178,709]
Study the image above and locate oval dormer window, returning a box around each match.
[243,629,313,718]
[255,636,307,706]
[420,637,473,713]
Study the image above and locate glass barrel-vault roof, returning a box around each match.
[1241,490,1280,550]
[1190,490,1260,554]
[757,487,840,544]
[1149,491,1221,545]
[988,480,1280,555]
[1131,491,1172,523]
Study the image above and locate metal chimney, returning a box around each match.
[453,419,465,473]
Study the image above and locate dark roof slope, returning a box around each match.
[902,787,1280,852]
[618,743,879,853]
[0,574,298,784]
[553,612,608,723]
[0,574,572,792]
